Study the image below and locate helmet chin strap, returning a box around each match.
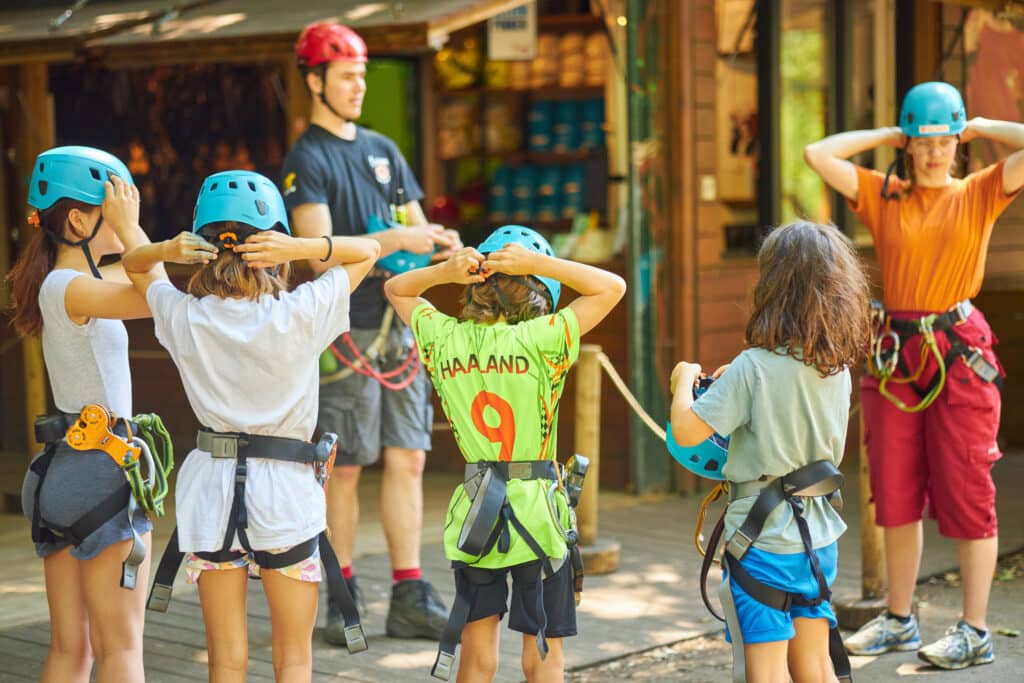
[317,66,352,124]
[52,214,105,279]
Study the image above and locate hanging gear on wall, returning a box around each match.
[28,146,135,279]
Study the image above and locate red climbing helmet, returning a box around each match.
[295,22,367,69]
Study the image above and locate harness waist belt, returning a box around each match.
[459,460,558,557]
[887,299,972,337]
[197,428,323,463]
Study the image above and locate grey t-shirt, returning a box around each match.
[692,348,849,553]
[40,269,132,417]
[23,269,151,560]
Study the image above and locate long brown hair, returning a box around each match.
[187,222,291,299]
[6,199,95,337]
[745,221,869,376]
[460,274,550,324]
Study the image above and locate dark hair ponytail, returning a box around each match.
[6,198,93,337]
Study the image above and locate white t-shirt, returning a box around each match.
[147,267,350,552]
[39,269,132,418]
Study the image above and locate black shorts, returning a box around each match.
[454,559,577,638]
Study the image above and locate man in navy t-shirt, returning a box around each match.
[281,21,458,645]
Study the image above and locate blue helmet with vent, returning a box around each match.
[28,146,133,210]
[665,378,729,481]
[478,225,560,308]
[193,171,290,236]
[899,82,966,138]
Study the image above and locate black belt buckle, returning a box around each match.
[964,348,999,383]
[34,414,67,444]
[315,432,338,463]
[563,455,589,508]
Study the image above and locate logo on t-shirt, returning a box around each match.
[282,172,297,197]
[367,155,392,184]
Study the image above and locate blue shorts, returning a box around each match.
[723,542,838,645]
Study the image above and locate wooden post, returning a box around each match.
[574,344,620,574]
[860,410,886,600]
[575,344,601,547]
[16,62,55,459]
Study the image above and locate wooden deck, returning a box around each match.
[2,457,1024,682]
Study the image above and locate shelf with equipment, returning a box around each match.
[429,12,612,251]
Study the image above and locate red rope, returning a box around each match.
[329,332,420,391]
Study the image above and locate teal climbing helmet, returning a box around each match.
[193,170,290,235]
[28,146,133,210]
[899,81,966,138]
[477,225,560,308]
[665,377,729,481]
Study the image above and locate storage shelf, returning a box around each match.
[441,148,605,163]
[440,85,605,99]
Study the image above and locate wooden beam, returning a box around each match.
[15,62,54,460]
[914,0,942,83]
[283,56,311,148]
[668,0,698,495]
[418,53,441,206]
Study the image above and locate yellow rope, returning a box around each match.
[595,352,666,441]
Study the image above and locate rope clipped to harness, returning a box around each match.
[130,413,175,517]
[873,314,946,412]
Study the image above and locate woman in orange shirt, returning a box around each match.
[804,81,1024,670]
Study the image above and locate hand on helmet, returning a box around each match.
[102,176,141,235]
[958,117,989,144]
[443,247,489,284]
[234,231,300,269]
[882,126,907,149]
[163,231,218,266]
[483,242,543,277]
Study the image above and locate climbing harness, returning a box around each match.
[146,428,367,654]
[30,404,173,589]
[319,304,421,391]
[867,299,1001,412]
[697,460,853,683]
[431,455,588,681]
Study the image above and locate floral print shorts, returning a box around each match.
[185,545,322,584]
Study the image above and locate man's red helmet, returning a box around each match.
[296,22,367,68]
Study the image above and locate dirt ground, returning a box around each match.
[567,549,1024,682]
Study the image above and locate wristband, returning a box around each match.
[320,235,333,263]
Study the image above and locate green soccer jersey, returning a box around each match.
[411,303,581,568]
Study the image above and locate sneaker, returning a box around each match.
[323,575,364,647]
[844,613,922,655]
[917,621,994,670]
[386,578,449,640]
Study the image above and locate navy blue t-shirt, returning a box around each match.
[281,124,423,329]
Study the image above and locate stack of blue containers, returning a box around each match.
[487,97,604,224]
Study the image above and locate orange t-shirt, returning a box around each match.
[847,161,1019,311]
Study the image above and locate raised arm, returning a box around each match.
[804,127,904,201]
[234,232,380,292]
[290,202,453,273]
[384,247,487,326]
[65,177,167,321]
[961,117,1024,195]
[485,245,627,336]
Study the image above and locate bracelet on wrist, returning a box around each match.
[320,235,333,263]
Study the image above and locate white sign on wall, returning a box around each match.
[487,2,537,61]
